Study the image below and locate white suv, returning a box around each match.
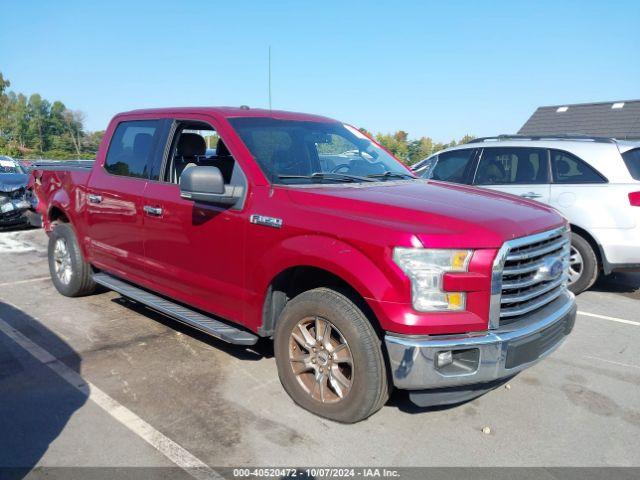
[414,135,640,293]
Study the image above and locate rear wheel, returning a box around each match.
[567,233,598,294]
[274,288,389,423]
[48,223,96,297]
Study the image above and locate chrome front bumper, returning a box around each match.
[384,290,576,390]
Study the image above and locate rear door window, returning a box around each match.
[430,149,475,184]
[622,148,640,180]
[475,147,549,185]
[105,120,161,178]
[550,150,607,184]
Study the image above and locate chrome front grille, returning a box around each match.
[490,227,570,328]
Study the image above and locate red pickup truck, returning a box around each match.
[31,107,576,422]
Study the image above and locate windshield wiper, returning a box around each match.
[278,172,377,183]
[366,171,416,180]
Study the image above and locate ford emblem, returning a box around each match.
[535,257,564,282]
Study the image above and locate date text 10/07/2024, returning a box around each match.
[232,468,401,478]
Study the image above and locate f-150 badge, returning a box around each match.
[249,214,283,229]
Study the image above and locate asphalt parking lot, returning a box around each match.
[1,228,639,473]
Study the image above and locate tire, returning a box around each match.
[568,232,598,294]
[48,223,96,297]
[274,288,389,423]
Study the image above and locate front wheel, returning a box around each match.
[274,288,389,423]
[567,233,598,294]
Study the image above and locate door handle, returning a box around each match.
[520,192,542,199]
[87,194,102,204]
[143,205,163,217]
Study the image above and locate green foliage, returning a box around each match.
[0,72,103,160]
[202,134,219,150]
[316,134,354,155]
[373,130,475,166]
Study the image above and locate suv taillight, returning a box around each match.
[630,192,640,207]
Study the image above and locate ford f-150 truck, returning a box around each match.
[31,107,577,423]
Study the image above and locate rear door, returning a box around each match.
[85,119,166,279]
[548,149,614,228]
[473,147,550,203]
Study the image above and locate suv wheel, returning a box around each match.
[568,233,598,294]
[48,223,96,297]
[274,288,389,423]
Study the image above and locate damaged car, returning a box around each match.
[0,156,36,228]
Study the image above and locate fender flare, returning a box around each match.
[255,234,396,302]
[569,223,607,273]
[45,191,90,259]
[252,234,407,335]
[45,188,72,228]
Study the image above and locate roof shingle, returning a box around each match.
[519,100,640,139]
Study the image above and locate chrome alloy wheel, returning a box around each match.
[53,237,73,285]
[289,316,354,404]
[568,245,583,285]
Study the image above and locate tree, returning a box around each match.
[0,73,11,149]
[375,132,410,162]
[0,73,9,95]
[62,110,85,156]
[364,128,477,166]
[7,93,30,151]
[82,130,105,155]
[0,71,101,159]
[408,137,435,165]
[27,94,52,152]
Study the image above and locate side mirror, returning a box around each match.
[179,166,243,206]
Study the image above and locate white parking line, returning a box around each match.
[0,276,50,287]
[0,315,222,480]
[583,355,640,370]
[578,310,639,326]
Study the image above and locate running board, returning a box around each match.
[92,273,258,345]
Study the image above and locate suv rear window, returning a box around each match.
[550,150,607,184]
[622,148,640,180]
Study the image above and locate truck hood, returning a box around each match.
[284,180,565,248]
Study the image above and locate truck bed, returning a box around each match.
[25,160,94,172]
[29,167,93,232]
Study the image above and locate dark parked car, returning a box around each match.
[0,156,34,228]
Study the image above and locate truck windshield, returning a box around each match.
[228,117,414,184]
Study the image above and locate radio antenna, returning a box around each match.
[268,45,272,110]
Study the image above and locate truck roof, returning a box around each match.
[117,106,339,123]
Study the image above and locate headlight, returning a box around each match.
[393,248,472,312]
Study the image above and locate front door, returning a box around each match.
[473,147,550,204]
[141,119,248,325]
